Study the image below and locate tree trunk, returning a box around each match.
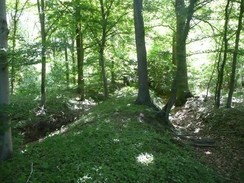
[158,71,177,125]
[0,0,13,160]
[71,39,76,85]
[10,0,20,95]
[99,0,109,99]
[158,0,197,123]
[174,0,194,106]
[226,0,244,108]
[37,0,47,107]
[76,25,85,100]
[99,46,109,98]
[133,0,152,106]
[215,0,231,108]
[172,32,176,65]
[111,60,116,90]
[10,0,27,94]
[64,40,70,89]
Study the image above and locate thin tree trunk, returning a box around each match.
[64,41,69,89]
[99,0,109,99]
[133,0,152,106]
[226,0,244,108]
[37,0,47,107]
[172,33,176,65]
[0,0,13,161]
[10,0,19,95]
[99,48,109,98]
[10,0,27,94]
[71,39,76,85]
[76,27,84,100]
[111,60,116,90]
[215,0,231,108]
[75,4,85,100]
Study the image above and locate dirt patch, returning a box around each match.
[14,99,96,143]
[171,97,244,183]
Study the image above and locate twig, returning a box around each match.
[26,162,34,183]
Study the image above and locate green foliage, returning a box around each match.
[148,38,175,96]
[1,88,222,183]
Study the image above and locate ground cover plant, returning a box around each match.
[0,88,223,183]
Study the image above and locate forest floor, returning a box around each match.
[1,87,243,182]
[0,88,224,183]
[171,97,244,183]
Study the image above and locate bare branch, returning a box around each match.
[26,162,34,183]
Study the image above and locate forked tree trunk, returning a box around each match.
[159,0,197,123]
[174,0,194,107]
[0,0,13,161]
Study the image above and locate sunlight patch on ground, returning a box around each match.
[136,153,154,166]
[138,113,145,123]
[204,151,212,155]
[113,138,120,143]
[77,175,92,183]
[69,99,97,110]
[35,125,69,143]
[194,127,201,134]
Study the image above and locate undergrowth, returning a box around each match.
[0,87,223,183]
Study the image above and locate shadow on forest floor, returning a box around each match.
[171,97,244,183]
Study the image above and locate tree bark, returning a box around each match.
[174,0,195,106]
[64,40,70,89]
[215,0,231,108]
[133,0,152,106]
[10,0,19,95]
[99,0,109,99]
[226,0,244,108]
[75,2,85,100]
[37,0,47,107]
[71,39,76,85]
[76,25,85,100]
[0,0,13,160]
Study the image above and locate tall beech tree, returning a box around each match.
[174,0,196,106]
[0,0,13,160]
[98,0,109,99]
[75,1,85,100]
[133,0,152,106]
[159,0,206,124]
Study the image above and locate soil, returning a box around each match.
[171,97,244,183]
[16,99,96,143]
